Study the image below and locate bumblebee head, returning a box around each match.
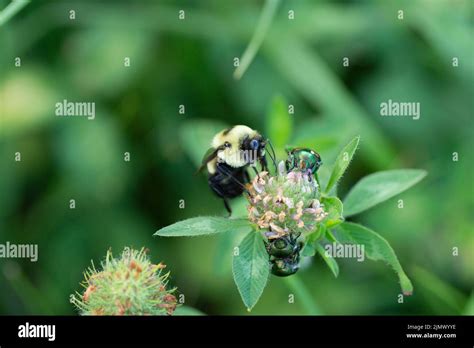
[241,133,266,160]
[211,125,268,168]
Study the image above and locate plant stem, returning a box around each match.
[0,0,29,27]
[233,0,280,80]
[283,274,321,315]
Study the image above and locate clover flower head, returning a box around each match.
[246,165,328,238]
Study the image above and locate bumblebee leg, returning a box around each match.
[252,165,260,179]
[223,198,232,217]
[244,169,250,183]
[266,140,277,172]
[260,155,269,172]
[209,181,233,216]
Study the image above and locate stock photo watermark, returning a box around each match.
[18,322,55,342]
[324,242,365,262]
[216,148,261,166]
[380,99,420,120]
[55,99,96,120]
[0,242,38,262]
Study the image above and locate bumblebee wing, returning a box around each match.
[196,147,219,174]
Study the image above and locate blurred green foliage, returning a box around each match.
[0,0,472,315]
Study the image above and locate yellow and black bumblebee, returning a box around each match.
[198,125,275,215]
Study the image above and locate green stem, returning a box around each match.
[463,291,474,315]
[233,0,280,80]
[0,0,29,26]
[283,274,321,315]
[412,266,466,313]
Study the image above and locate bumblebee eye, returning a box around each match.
[224,142,231,148]
[250,139,259,150]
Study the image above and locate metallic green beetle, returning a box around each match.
[265,233,303,277]
[285,147,322,175]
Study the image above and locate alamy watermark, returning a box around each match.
[18,322,55,341]
[324,242,365,262]
[380,99,420,120]
[0,242,38,262]
[217,149,260,165]
[55,99,95,120]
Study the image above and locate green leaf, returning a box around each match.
[412,266,467,314]
[343,169,427,217]
[321,196,344,228]
[155,217,251,237]
[173,306,205,316]
[291,118,345,162]
[232,231,269,311]
[325,229,339,244]
[301,230,318,257]
[463,292,474,316]
[301,225,326,257]
[292,117,346,147]
[266,94,293,154]
[325,136,359,193]
[0,0,29,27]
[334,222,413,295]
[266,37,396,168]
[301,242,316,257]
[315,243,339,278]
[212,231,236,275]
[233,0,281,80]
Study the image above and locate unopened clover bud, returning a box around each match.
[70,247,179,315]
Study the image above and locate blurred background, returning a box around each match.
[0,0,472,315]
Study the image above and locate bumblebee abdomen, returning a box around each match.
[208,163,248,199]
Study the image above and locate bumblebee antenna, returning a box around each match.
[266,139,278,172]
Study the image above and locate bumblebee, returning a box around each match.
[285,148,322,175]
[265,233,303,277]
[198,125,275,215]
